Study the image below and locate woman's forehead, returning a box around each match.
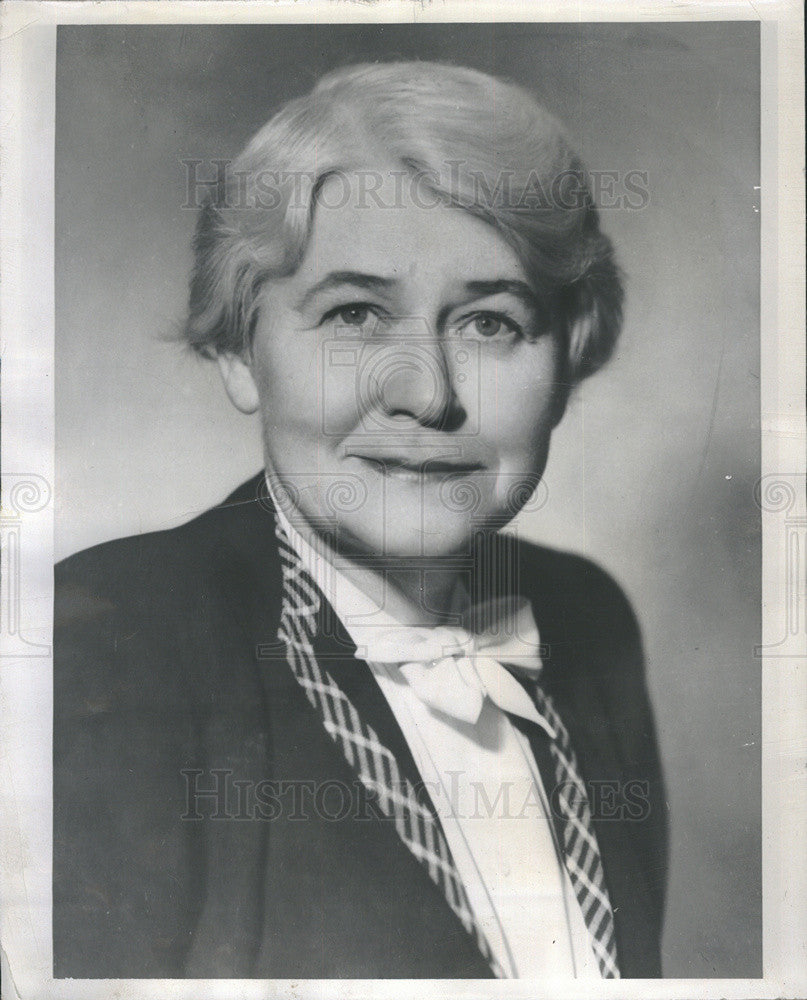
[302,170,528,288]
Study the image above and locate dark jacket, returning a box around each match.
[54,473,668,978]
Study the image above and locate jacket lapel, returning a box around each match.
[255,636,494,977]
[188,477,493,978]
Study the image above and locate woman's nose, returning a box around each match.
[359,324,462,430]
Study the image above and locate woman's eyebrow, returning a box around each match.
[461,279,536,304]
[295,271,398,311]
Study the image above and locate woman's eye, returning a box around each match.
[471,315,503,337]
[326,303,381,331]
[338,305,371,326]
[461,312,521,340]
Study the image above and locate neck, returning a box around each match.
[351,560,462,626]
[265,471,476,626]
[312,537,464,626]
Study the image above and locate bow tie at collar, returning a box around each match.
[353,598,555,735]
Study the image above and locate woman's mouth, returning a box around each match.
[353,456,483,481]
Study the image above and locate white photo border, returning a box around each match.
[1,2,804,998]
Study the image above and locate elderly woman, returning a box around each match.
[54,62,667,980]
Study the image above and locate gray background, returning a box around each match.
[55,22,761,978]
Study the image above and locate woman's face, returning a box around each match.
[219,171,566,559]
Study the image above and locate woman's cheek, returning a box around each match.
[487,368,558,513]
[258,330,330,435]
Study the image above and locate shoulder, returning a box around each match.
[516,537,630,599]
[53,471,280,715]
[54,467,278,634]
[53,470,279,813]
[513,536,653,763]
[55,472,273,601]
[514,537,641,654]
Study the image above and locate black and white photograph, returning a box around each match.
[0,3,805,998]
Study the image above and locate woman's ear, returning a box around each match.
[216,351,261,414]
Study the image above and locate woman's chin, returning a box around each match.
[336,513,478,561]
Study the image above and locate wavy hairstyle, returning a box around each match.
[184,61,623,384]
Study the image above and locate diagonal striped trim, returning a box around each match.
[273,522,504,978]
[531,684,621,978]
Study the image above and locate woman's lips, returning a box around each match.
[353,456,483,480]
